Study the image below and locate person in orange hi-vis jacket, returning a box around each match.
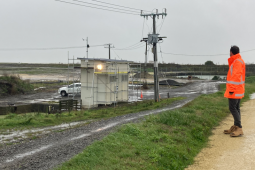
[223,46,246,137]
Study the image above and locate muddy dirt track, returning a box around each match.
[186,98,255,170]
[0,81,221,170]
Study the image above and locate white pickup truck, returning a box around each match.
[58,83,81,97]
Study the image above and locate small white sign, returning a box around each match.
[154,61,158,67]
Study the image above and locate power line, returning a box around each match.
[242,48,255,53]
[112,50,121,60]
[55,0,139,15]
[162,48,255,56]
[3,43,255,54]
[91,0,151,12]
[115,43,145,50]
[118,43,144,50]
[90,44,106,47]
[141,18,145,39]
[114,45,145,51]
[145,19,151,34]
[73,0,140,14]
[114,42,142,50]
[158,17,166,33]
[114,44,145,50]
[150,18,166,34]
[158,43,163,63]
[161,52,228,56]
[0,46,86,51]
[0,45,105,51]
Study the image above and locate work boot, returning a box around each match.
[224,125,236,134]
[230,126,244,137]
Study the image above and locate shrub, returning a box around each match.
[0,74,34,96]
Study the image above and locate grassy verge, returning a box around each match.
[57,78,255,170]
[0,97,183,131]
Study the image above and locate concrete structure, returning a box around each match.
[78,58,132,108]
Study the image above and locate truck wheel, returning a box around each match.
[61,91,67,97]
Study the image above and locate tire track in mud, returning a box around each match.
[0,81,222,170]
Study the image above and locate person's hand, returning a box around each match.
[229,92,234,95]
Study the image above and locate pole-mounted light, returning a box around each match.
[97,64,103,70]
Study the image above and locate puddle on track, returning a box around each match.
[128,96,142,102]
[0,121,89,143]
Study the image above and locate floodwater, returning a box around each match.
[186,99,255,170]
[0,92,80,107]
[129,80,224,101]
[177,75,226,80]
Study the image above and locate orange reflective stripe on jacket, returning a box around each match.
[224,53,246,99]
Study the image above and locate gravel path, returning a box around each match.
[186,98,255,170]
[0,81,222,170]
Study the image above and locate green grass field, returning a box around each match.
[57,77,255,170]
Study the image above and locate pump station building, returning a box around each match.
[78,58,132,108]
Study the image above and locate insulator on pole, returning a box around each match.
[141,10,143,15]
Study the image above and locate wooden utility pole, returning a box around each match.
[152,14,159,102]
[104,44,114,59]
[141,9,167,102]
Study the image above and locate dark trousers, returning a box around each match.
[228,99,242,128]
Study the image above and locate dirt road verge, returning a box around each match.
[186,98,255,170]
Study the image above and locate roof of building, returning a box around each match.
[77,58,133,63]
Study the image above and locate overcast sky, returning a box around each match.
[0,0,255,64]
